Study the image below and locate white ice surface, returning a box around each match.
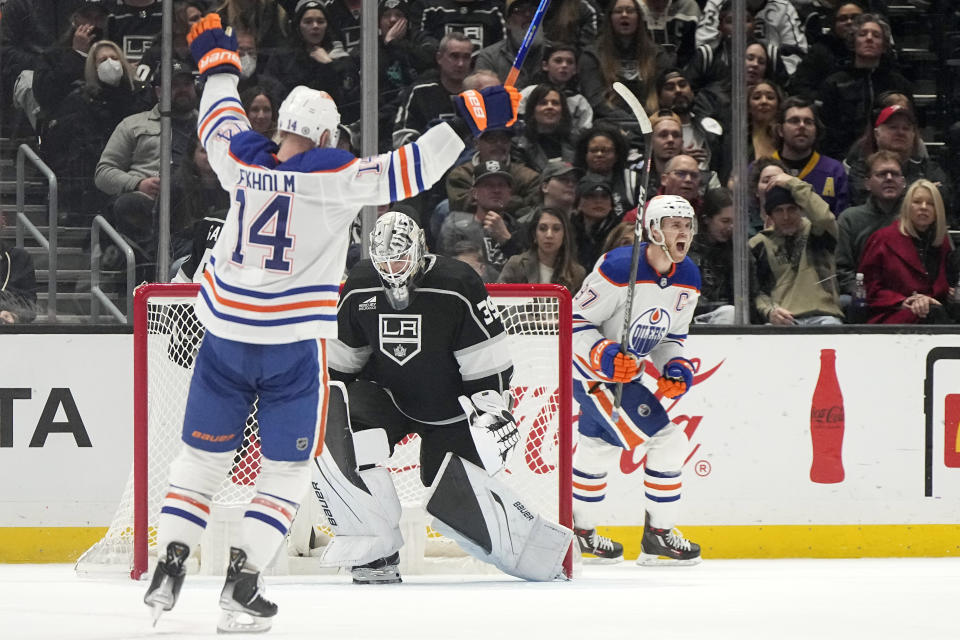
[2,559,958,639]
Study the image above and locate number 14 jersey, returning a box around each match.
[194,75,465,344]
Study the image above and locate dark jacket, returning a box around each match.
[835,195,902,295]
[859,221,952,324]
[819,62,913,159]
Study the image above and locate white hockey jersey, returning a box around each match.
[572,245,701,383]
[195,74,465,344]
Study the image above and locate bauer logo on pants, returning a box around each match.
[379,315,421,365]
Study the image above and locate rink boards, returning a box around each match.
[2,329,960,561]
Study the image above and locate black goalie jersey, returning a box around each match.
[328,256,513,425]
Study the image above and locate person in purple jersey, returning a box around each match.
[570,195,703,566]
[771,96,849,216]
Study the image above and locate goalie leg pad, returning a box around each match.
[308,382,402,567]
[426,454,572,581]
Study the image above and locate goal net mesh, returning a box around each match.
[75,283,571,577]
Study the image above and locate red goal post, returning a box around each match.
[108,282,573,579]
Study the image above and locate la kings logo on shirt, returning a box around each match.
[379,315,421,365]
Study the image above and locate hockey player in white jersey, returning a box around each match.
[307,212,572,584]
[143,14,521,632]
[571,195,703,565]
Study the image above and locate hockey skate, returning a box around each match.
[636,512,701,566]
[351,551,402,584]
[217,547,277,634]
[574,526,623,564]
[143,542,190,626]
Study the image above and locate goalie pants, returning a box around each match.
[345,380,482,486]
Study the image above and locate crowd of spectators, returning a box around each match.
[1,0,960,325]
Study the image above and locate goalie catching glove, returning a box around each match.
[187,14,241,78]
[589,339,641,383]
[657,357,695,399]
[453,85,521,138]
[458,390,520,474]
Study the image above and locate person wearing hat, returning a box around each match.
[749,172,844,325]
[475,0,545,90]
[655,68,722,173]
[818,13,911,159]
[845,102,951,213]
[445,116,542,219]
[439,160,523,279]
[513,158,581,244]
[572,172,620,269]
[93,58,198,275]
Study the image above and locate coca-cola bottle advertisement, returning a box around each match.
[810,348,845,483]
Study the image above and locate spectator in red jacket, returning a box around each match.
[859,179,956,324]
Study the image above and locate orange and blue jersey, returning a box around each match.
[572,244,701,383]
[195,75,465,344]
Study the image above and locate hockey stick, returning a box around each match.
[504,0,552,88]
[611,82,654,422]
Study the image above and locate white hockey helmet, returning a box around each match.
[277,86,340,147]
[369,211,427,310]
[642,194,697,262]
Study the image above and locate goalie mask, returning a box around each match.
[277,85,340,147]
[370,211,427,310]
[642,195,697,263]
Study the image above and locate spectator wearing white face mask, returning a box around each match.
[40,39,152,222]
[232,27,284,101]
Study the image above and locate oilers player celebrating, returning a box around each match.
[143,13,521,633]
[570,195,703,566]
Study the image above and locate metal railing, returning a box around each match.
[90,215,136,323]
[14,144,58,321]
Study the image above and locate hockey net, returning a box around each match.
[76,282,572,579]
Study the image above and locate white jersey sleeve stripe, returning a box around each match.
[327,339,372,374]
[199,99,247,144]
[455,333,511,381]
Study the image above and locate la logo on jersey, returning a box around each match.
[628,307,670,357]
[379,314,421,365]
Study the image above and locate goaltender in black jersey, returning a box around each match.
[307,211,573,585]
[330,252,512,426]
